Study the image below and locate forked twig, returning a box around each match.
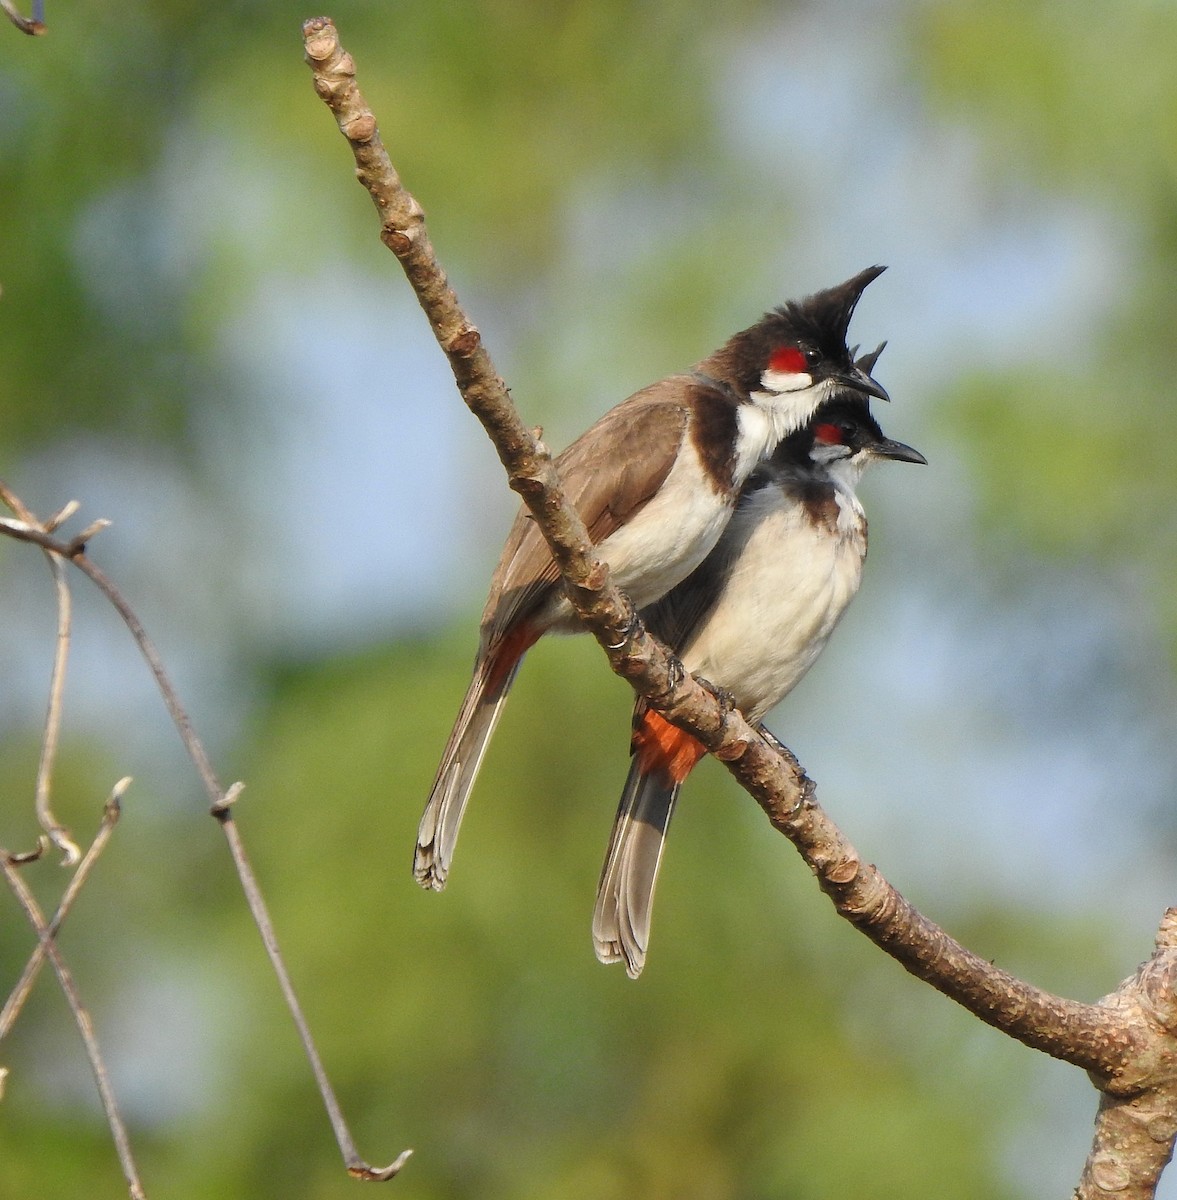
[1,843,145,1200]
[0,782,127,1043]
[0,499,411,1180]
[68,553,411,1178]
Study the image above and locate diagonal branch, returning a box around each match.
[301,15,1140,1081]
[0,780,126,1043]
[1,838,145,1200]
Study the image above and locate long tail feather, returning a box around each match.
[592,759,680,980]
[593,710,705,978]
[413,645,526,891]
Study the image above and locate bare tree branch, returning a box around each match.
[34,554,81,862]
[1,835,145,1200]
[1073,910,1177,1200]
[212,784,413,1182]
[0,498,411,1181]
[302,17,1177,1194]
[0,780,126,1044]
[0,484,81,862]
[1,0,44,36]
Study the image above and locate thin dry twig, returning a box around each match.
[0,495,411,1181]
[0,484,81,862]
[0,780,127,1044]
[1,0,44,35]
[1,841,145,1200]
[34,554,80,863]
[303,18,1177,1194]
[64,550,411,1179]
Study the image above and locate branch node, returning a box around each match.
[68,518,110,553]
[1156,909,1177,951]
[105,777,132,821]
[826,853,863,886]
[447,326,481,358]
[1089,1153,1132,1193]
[343,113,377,143]
[5,838,47,866]
[713,737,751,764]
[47,827,81,868]
[1,0,45,35]
[44,500,79,532]
[211,781,246,816]
[302,19,338,63]
[382,228,413,255]
[581,559,611,593]
[347,1147,414,1180]
[511,474,545,499]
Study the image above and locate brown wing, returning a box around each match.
[479,374,709,648]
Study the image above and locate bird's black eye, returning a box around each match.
[803,347,821,366]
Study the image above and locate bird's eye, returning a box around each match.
[803,347,821,366]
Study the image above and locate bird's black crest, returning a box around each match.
[771,265,886,353]
[698,265,887,395]
[855,340,888,376]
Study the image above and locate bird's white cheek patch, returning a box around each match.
[758,367,813,394]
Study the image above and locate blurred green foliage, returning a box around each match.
[2,0,1175,1197]
[913,1,1177,654]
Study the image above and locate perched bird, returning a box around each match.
[593,388,925,978]
[415,268,891,891]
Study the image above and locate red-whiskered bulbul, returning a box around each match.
[415,268,891,891]
[592,387,925,977]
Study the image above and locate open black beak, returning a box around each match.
[872,437,926,466]
[837,362,891,404]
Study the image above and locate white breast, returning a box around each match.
[746,377,839,453]
[595,438,734,610]
[680,484,866,720]
[541,436,736,632]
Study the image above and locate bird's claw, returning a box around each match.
[697,675,737,713]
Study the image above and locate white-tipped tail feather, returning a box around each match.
[414,659,522,890]
[592,760,681,979]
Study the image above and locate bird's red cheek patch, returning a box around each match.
[769,347,808,376]
[813,422,844,446]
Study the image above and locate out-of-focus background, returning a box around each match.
[2,2,1176,1196]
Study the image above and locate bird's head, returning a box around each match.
[704,266,892,437]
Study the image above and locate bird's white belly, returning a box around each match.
[682,499,865,720]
